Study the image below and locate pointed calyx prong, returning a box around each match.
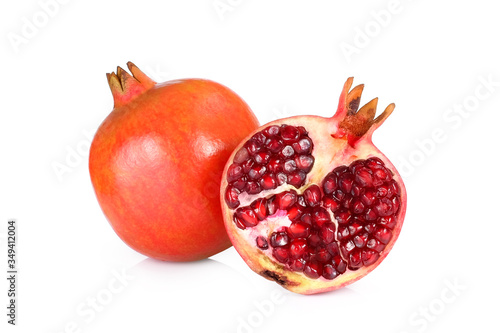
[106,62,156,108]
[332,77,395,144]
[347,84,364,115]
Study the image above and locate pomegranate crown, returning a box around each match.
[106,62,156,108]
[332,77,395,144]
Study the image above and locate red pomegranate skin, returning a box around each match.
[90,63,259,261]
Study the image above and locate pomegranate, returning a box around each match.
[90,62,259,261]
[220,78,407,294]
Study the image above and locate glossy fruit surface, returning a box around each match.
[90,62,259,261]
[221,78,406,294]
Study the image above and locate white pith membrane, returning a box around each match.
[220,79,407,294]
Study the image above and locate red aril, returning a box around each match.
[220,78,407,294]
[90,62,259,261]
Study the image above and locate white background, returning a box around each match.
[1,0,499,332]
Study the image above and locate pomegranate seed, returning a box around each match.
[233,176,247,190]
[341,240,356,256]
[374,226,392,244]
[289,239,308,259]
[224,186,240,209]
[235,207,259,227]
[349,160,365,173]
[348,222,363,236]
[351,199,365,214]
[264,125,280,136]
[283,159,297,173]
[267,157,282,173]
[388,180,400,198]
[391,196,400,214]
[334,165,349,175]
[373,167,390,183]
[366,157,384,168]
[270,232,289,247]
[296,126,308,136]
[276,172,287,185]
[246,181,261,194]
[245,139,261,155]
[322,264,339,280]
[256,236,269,250]
[233,147,250,164]
[376,185,389,198]
[362,250,379,265]
[281,125,300,142]
[353,232,369,248]
[242,159,254,173]
[326,243,340,256]
[341,194,353,209]
[337,226,350,241]
[332,189,345,201]
[233,215,246,230]
[339,173,354,193]
[366,238,385,252]
[315,247,332,262]
[304,261,322,279]
[373,198,394,217]
[301,213,313,225]
[334,256,347,273]
[379,215,397,229]
[254,151,271,165]
[266,137,284,153]
[288,222,311,238]
[248,165,266,180]
[349,250,363,269]
[251,198,267,220]
[287,204,304,220]
[355,167,374,187]
[303,185,321,207]
[351,183,364,197]
[277,191,297,210]
[312,207,330,227]
[320,222,336,244]
[307,233,322,247]
[287,170,306,188]
[290,258,306,272]
[292,137,313,154]
[335,209,351,224]
[323,197,339,212]
[360,190,376,206]
[227,164,243,182]
[295,155,314,172]
[252,132,267,144]
[364,208,378,221]
[266,196,278,215]
[259,173,277,190]
[322,173,337,194]
[280,145,295,158]
[297,195,306,207]
[364,222,377,234]
[273,247,289,263]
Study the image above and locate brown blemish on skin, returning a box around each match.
[261,270,300,287]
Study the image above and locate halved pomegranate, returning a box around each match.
[220,78,407,294]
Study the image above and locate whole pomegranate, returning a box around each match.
[90,62,259,261]
[220,78,407,294]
